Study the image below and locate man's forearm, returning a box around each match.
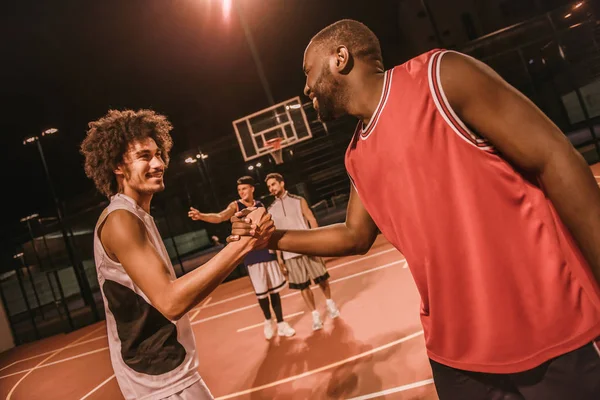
[198,213,226,224]
[164,239,252,319]
[269,223,368,257]
[540,150,600,285]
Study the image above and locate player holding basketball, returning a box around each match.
[229,20,600,399]
[80,109,274,399]
[188,175,295,340]
[265,172,340,331]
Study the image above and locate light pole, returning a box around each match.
[185,150,218,209]
[37,215,74,330]
[419,0,444,47]
[19,213,45,320]
[23,129,100,321]
[232,0,275,106]
[13,252,39,339]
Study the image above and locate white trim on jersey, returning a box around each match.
[428,50,495,152]
[361,69,393,140]
[593,340,600,358]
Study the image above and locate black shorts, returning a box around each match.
[430,340,600,400]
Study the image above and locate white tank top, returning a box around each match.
[267,192,310,260]
[94,194,202,400]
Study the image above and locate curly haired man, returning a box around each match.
[80,109,273,400]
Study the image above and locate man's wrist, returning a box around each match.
[228,236,254,253]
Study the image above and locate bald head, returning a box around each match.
[307,19,383,65]
[302,20,384,123]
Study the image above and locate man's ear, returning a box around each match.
[333,45,353,74]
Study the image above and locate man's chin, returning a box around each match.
[316,105,344,123]
[317,112,339,123]
[147,183,165,194]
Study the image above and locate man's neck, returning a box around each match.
[276,191,287,199]
[240,198,255,206]
[348,71,386,126]
[121,189,152,213]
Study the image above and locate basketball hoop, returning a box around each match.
[266,137,284,165]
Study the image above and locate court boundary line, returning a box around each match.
[80,374,116,400]
[237,311,305,333]
[191,259,406,326]
[6,325,106,399]
[346,378,435,400]
[0,334,107,373]
[188,247,398,313]
[190,296,212,322]
[1,243,407,397]
[0,347,110,380]
[0,259,408,379]
[214,330,424,400]
[0,250,398,371]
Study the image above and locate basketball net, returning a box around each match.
[266,137,284,165]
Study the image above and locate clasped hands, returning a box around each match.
[228,207,275,249]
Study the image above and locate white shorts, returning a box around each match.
[162,378,213,399]
[247,260,287,299]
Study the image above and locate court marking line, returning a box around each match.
[80,374,116,400]
[0,244,404,387]
[0,248,404,382]
[1,258,403,379]
[346,378,435,400]
[189,247,399,312]
[214,330,424,400]
[0,347,110,380]
[237,311,305,333]
[191,259,406,326]
[190,296,212,322]
[0,334,107,373]
[6,325,105,399]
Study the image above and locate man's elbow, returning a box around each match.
[156,301,184,321]
[155,290,187,321]
[351,239,372,255]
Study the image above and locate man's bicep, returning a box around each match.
[220,202,238,220]
[103,212,172,303]
[441,51,571,172]
[345,185,378,247]
[300,198,316,220]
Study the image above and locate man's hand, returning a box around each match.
[279,262,288,277]
[227,208,257,242]
[243,208,275,250]
[188,207,201,221]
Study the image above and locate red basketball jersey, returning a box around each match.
[345,49,600,373]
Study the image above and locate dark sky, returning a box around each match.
[0,0,403,240]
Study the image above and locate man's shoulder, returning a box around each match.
[267,200,278,211]
[287,193,305,203]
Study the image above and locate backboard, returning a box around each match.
[233,96,313,162]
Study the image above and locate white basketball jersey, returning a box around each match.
[94,194,202,400]
[268,192,310,260]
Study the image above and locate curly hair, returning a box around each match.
[80,109,174,198]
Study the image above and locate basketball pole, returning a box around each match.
[234,0,275,107]
[234,0,292,174]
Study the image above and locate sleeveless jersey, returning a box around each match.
[267,192,310,260]
[94,194,201,399]
[236,200,277,266]
[345,49,600,373]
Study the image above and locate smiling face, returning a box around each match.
[303,43,350,122]
[115,137,166,198]
[237,183,255,203]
